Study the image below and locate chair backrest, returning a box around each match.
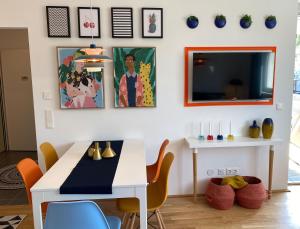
[147,139,169,183]
[16,158,43,204]
[44,201,111,229]
[40,142,58,171]
[148,152,174,208]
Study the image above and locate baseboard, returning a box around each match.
[169,189,290,198]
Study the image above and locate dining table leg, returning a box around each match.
[32,192,43,229]
[136,186,147,229]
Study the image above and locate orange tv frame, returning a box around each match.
[184,46,277,107]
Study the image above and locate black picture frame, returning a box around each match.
[142,8,163,38]
[78,7,101,38]
[46,6,71,38]
[111,7,133,38]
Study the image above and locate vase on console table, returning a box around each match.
[249,120,260,138]
[262,118,273,139]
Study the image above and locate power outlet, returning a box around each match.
[218,168,226,176]
[226,167,240,176]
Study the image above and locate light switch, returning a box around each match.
[276,103,284,110]
[43,91,52,100]
[45,110,54,129]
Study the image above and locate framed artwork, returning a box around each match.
[142,8,163,38]
[113,47,156,108]
[46,6,71,38]
[57,47,105,109]
[78,7,100,38]
[111,7,133,38]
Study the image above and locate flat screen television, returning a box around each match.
[184,47,276,106]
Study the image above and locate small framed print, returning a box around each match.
[111,7,133,38]
[78,7,100,38]
[46,6,71,38]
[142,8,163,38]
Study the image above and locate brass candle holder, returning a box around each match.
[93,142,102,160]
[102,141,116,158]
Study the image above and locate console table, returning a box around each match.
[185,137,282,200]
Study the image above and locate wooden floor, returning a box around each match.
[1,186,300,229]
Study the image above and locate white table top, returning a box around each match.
[31,139,147,192]
[185,137,282,149]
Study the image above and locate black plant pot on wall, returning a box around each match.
[240,15,252,29]
[265,15,277,29]
[215,15,226,28]
[186,16,199,29]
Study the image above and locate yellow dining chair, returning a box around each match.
[117,152,174,229]
[40,142,59,171]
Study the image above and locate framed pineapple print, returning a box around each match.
[142,8,163,38]
[113,47,156,108]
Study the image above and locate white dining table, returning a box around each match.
[31,139,148,229]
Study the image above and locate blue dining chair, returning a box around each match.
[44,201,121,229]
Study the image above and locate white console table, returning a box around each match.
[185,137,282,200]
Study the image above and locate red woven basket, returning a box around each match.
[236,176,267,209]
[205,178,235,210]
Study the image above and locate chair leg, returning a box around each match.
[155,210,163,229]
[122,213,129,228]
[157,209,166,229]
[130,213,136,229]
[125,213,133,229]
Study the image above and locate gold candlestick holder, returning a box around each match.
[93,142,102,160]
[102,141,116,158]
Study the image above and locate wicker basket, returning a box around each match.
[236,176,267,209]
[205,178,235,210]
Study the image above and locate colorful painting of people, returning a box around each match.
[57,48,104,109]
[113,47,156,108]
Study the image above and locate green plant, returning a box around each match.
[216,15,226,20]
[241,14,252,23]
[188,16,198,22]
[266,15,276,21]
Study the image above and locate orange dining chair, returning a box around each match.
[40,142,59,171]
[117,152,174,229]
[16,158,47,213]
[147,139,169,184]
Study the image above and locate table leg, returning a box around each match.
[268,145,274,199]
[193,149,198,201]
[32,192,43,229]
[136,186,147,229]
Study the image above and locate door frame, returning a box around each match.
[0,54,9,152]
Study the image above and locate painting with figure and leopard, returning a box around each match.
[113,47,156,108]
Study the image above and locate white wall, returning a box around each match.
[0,0,297,194]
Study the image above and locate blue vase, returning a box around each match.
[240,19,252,29]
[265,18,277,29]
[187,16,199,29]
[215,17,226,28]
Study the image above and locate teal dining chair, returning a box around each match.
[44,201,121,229]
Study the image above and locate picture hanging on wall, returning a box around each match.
[46,6,71,37]
[113,47,156,108]
[142,8,163,38]
[57,47,105,109]
[78,7,100,38]
[111,7,133,38]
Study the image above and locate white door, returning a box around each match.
[1,49,36,151]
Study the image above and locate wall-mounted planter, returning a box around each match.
[186,16,199,29]
[215,15,226,28]
[240,15,252,29]
[265,16,277,29]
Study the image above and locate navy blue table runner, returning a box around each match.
[60,140,123,194]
